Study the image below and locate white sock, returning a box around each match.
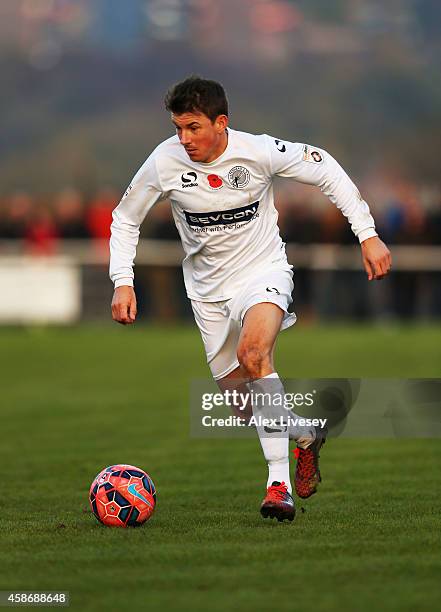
[250,373,292,493]
[267,459,291,490]
[263,373,316,447]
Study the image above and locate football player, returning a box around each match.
[110,76,391,522]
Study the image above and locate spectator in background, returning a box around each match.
[381,180,428,245]
[280,202,320,244]
[275,195,319,322]
[0,196,8,239]
[138,201,182,321]
[318,205,354,244]
[150,201,180,240]
[273,184,321,244]
[380,180,428,318]
[86,188,118,241]
[0,191,33,239]
[54,188,90,239]
[25,202,58,255]
[428,198,441,245]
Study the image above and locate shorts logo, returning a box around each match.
[181,171,198,188]
[184,201,259,228]
[207,174,223,189]
[275,139,286,153]
[266,287,280,295]
[303,145,323,164]
[228,166,250,189]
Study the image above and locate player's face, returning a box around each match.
[171,111,228,163]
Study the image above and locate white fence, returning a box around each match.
[0,240,440,323]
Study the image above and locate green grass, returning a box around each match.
[0,324,440,611]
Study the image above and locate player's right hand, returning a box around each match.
[111,285,137,325]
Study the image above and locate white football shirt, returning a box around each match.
[110,128,377,301]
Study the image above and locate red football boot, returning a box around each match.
[295,434,326,499]
[260,481,295,522]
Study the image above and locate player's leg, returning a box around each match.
[190,299,293,518]
[295,429,326,499]
[236,303,325,508]
[216,364,253,422]
[215,342,277,422]
[238,303,288,489]
[234,302,295,520]
[236,302,280,378]
[238,301,316,441]
[217,309,289,486]
[234,264,325,502]
[191,273,323,514]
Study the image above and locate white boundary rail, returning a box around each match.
[1,240,440,271]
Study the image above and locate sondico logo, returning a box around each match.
[275,139,286,153]
[184,201,260,228]
[181,171,198,188]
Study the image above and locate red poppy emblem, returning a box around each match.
[207,174,223,189]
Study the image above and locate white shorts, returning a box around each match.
[191,265,296,381]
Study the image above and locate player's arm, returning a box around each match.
[265,136,391,280]
[110,154,167,324]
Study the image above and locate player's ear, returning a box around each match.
[215,114,228,132]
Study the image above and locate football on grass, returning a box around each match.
[89,464,156,527]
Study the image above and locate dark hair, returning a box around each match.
[164,76,228,122]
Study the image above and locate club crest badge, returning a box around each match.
[228,166,250,189]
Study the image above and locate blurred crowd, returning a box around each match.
[1,178,440,252]
[275,177,441,247]
[1,179,440,321]
[0,188,116,253]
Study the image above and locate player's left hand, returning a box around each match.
[360,236,392,281]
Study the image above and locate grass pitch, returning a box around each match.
[0,324,440,611]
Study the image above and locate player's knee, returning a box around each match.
[237,344,270,379]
